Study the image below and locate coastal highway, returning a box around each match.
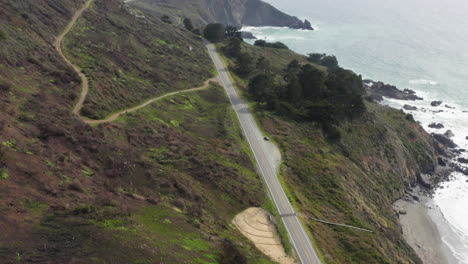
[206,43,323,264]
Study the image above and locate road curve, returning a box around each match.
[206,43,323,264]
[55,0,215,125]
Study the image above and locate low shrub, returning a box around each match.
[0,80,12,91]
[0,30,6,41]
[0,168,9,180]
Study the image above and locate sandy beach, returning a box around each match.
[394,196,458,264]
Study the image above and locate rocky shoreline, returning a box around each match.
[364,80,423,101]
[367,79,467,263]
[365,79,468,180]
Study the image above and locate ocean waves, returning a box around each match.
[409,79,440,85]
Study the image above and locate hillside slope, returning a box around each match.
[131,0,313,30]
[0,0,445,263]
[62,0,214,119]
[217,41,442,263]
[0,0,276,263]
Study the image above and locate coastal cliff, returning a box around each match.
[217,41,444,263]
[132,0,313,29]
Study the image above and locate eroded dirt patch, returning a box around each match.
[233,207,296,264]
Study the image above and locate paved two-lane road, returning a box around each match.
[206,43,322,264]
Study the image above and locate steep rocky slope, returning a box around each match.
[132,0,313,29]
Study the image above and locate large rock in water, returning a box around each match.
[432,133,458,148]
[444,130,455,138]
[403,105,418,111]
[364,80,423,101]
[428,123,444,129]
[239,31,256,39]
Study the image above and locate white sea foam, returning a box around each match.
[435,173,468,264]
[241,26,312,42]
[409,79,440,85]
[383,90,468,263]
[241,26,302,32]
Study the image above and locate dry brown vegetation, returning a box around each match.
[0,0,276,263]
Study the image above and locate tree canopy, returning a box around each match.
[254,40,289,50]
[246,57,365,124]
[203,23,226,42]
[307,53,338,68]
[183,18,193,31]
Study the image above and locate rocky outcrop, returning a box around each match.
[134,0,314,30]
[444,130,455,138]
[428,123,444,129]
[403,105,418,111]
[241,0,313,29]
[364,80,423,101]
[432,133,458,149]
[239,31,256,39]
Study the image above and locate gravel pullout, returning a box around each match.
[233,208,296,264]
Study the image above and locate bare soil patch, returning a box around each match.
[233,207,296,264]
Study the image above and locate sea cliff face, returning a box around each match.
[132,0,313,29]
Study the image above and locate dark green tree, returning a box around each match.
[248,74,276,105]
[285,76,302,102]
[254,40,267,47]
[161,15,172,24]
[326,67,363,96]
[307,53,338,68]
[234,52,254,77]
[203,23,226,42]
[284,60,301,82]
[299,64,326,100]
[304,100,336,123]
[183,18,194,31]
[324,67,365,118]
[307,53,325,64]
[225,26,240,38]
[256,56,270,74]
[224,37,242,58]
[320,55,338,68]
[270,42,288,49]
[254,40,288,49]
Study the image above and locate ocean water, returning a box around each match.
[242,0,468,262]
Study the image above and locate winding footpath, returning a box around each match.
[54,0,92,117]
[56,1,321,263]
[54,0,214,125]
